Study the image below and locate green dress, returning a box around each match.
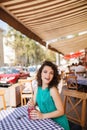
[36,86,70,130]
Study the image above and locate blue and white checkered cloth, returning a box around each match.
[77,77,87,86]
[0,106,64,130]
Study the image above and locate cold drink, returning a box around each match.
[27,106,34,119]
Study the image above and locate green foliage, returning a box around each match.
[6,26,56,65]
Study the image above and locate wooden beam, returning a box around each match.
[0,8,62,54]
[0,8,43,43]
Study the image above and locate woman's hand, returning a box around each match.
[30,109,44,120]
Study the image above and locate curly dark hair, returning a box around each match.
[36,60,60,89]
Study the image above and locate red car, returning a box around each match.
[0,67,30,87]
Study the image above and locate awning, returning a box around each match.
[0,0,87,55]
[64,51,85,60]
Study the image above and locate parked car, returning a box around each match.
[0,67,30,87]
[28,66,37,77]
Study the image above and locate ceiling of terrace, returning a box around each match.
[0,0,87,55]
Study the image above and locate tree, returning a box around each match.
[5,26,56,66]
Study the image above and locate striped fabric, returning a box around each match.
[0,105,64,130]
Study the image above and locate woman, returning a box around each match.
[28,60,70,130]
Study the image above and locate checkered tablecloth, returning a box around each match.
[77,77,87,86]
[0,105,64,130]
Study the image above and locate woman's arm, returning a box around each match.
[30,87,64,120]
[43,87,64,119]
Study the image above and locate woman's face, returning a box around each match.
[41,65,54,85]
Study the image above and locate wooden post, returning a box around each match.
[81,99,86,127]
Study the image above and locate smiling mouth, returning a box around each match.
[45,78,50,80]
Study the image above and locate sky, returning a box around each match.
[0,19,8,31]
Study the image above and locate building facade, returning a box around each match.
[0,28,15,66]
[0,28,4,66]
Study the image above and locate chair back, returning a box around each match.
[66,75,78,90]
[18,78,33,93]
[66,72,75,77]
[18,78,33,105]
[76,71,86,77]
[63,89,87,128]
